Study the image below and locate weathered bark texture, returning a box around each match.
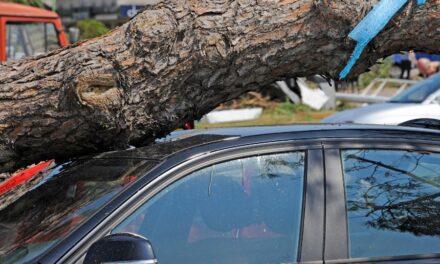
[0,0,439,172]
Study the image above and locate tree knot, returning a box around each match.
[75,73,122,111]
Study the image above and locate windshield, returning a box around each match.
[0,158,157,264]
[388,74,440,103]
[6,22,61,61]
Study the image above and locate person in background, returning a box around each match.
[430,61,440,75]
[399,51,412,79]
[417,58,440,78]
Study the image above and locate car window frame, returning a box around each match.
[58,140,325,264]
[323,139,440,263]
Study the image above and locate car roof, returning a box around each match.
[158,123,440,141]
[98,123,440,161]
[0,2,59,19]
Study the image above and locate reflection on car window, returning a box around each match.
[389,74,440,103]
[0,159,156,264]
[6,22,60,61]
[342,149,440,259]
[113,152,305,264]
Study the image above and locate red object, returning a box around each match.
[0,2,68,62]
[122,175,138,186]
[182,121,195,130]
[0,160,54,195]
[0,3,59,18]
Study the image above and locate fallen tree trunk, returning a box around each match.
[0,0,439,172]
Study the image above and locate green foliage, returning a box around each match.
[275,100,313,115]
[75,19,110,40]
[359,58,393,87]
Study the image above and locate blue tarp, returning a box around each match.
[416,53,440,62]
[393,53,440,64]
[340,0,426,79]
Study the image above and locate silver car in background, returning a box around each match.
[322,74,440,125]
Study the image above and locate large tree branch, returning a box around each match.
[0,0,439,172]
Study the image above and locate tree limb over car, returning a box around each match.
[0,0,439,173]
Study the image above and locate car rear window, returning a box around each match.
[0,158,156,264]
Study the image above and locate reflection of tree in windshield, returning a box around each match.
[343,149,440,237]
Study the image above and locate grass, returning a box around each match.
[196,102,335,129]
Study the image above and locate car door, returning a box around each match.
[323,139,440,263]
[63,141,326,264]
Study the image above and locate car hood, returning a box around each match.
[321,103,440,125]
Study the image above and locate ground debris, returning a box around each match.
[216,91,278,110]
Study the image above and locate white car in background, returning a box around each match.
[322,74,440,125]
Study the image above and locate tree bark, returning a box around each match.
[0,0,439,172]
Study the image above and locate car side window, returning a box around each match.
[341,149,440,260]
[112,152,305,264]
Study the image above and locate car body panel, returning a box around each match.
[322,103,440,125]
[322,74,440,125]
[2,125,440,264]
[40,127,440,264]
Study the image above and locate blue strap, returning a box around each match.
[339,0,426,79]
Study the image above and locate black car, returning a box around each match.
[1,124,440,264]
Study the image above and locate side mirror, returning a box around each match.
[84,233,157,264]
